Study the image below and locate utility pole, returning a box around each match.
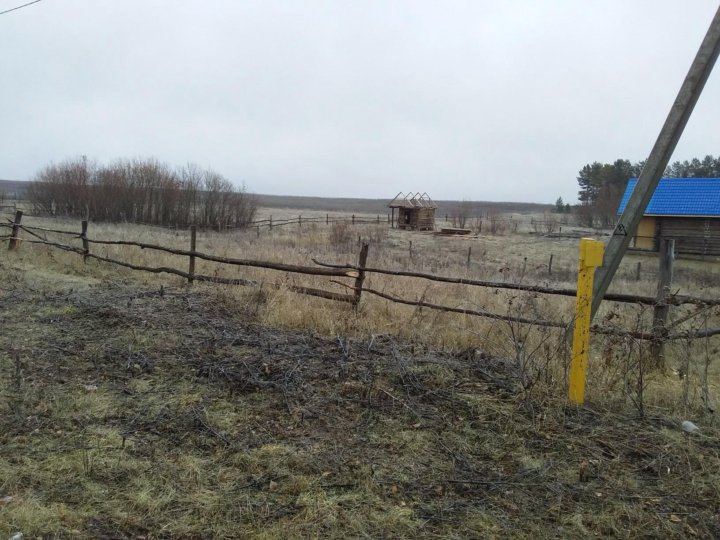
[590,6,720,321]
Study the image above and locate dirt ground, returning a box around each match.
[1,265,719,539]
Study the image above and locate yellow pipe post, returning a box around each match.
[568,238,605,405]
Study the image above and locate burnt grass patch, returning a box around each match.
[1,275,719,538]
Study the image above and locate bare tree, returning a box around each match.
[451,199,473,228]
[26,157,257,229]
[489,212,507,235]
[543,212,558,234]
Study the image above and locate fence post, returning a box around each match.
[635,261,642,281]
[299,215,302,228]
[352,214,355,225]
[568,238,605,405]
[269,216,273,229]
[651,239,674,369]
[81,220,89,262]
[548,254,554,275]
[8,210,22,250]
[409,240,413,260]
[467,246,472,268]
[353,242,369,306]
[188,225,197,284]
[326,213,329,225]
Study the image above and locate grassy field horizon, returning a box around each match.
[0,179,554,216]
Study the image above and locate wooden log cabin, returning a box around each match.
[388,192,437,231]
[618,177,720,257]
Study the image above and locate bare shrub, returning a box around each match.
[543,213,558,234]
[489,213,506,235]
[365,224,388,244]
[474,292,567,412]
[329,220,352,247]
[575,204,596,228]
[26,157,257,229]
[27,157,93,217]
[451,200,473,229]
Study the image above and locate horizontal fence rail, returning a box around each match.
[2,217,720,343]
[311,258,720,307]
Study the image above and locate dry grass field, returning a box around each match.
[1,206,719,538]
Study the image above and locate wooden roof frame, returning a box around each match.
[387,192,437,209]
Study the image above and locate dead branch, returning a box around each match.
[83,237,355,277]
[666,304,719,330]
[287,285,355,303]
[5,237,352,303]
[361,286,668,340]
[360,286,567,329]
[313,258,719,307]
[7,228,718,344]
[18,223,81,236]
[16,225,49,242]
[667,326,720,340]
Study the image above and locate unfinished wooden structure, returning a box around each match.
[618,178,720,257]
[388,192,437,231]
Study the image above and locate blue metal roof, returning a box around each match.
[617,177,720,216]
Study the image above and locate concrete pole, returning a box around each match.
[591,7,720,321]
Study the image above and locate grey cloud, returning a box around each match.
[1,0,718,203]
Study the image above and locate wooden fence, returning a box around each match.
[3,212,720,359]
[246,213,388,228]
[233,214,391,237]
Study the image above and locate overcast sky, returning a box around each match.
[2,1,719,203]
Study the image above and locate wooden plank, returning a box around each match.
[659,217,720,256]
[439,227,471,235]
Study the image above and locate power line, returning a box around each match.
[0,0,43,16]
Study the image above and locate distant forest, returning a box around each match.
[576,154,720,227]
[0,179,27,201]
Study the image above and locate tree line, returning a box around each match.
[26,157,257,229]
[574,154,720,227]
